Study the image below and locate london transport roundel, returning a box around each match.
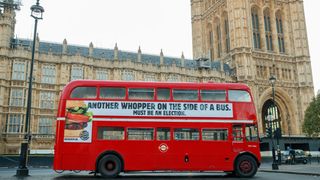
[159,143,169,153]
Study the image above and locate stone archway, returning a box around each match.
[258,87,297,135]
[262,99,281,133]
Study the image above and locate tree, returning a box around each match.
[303,94,320,137]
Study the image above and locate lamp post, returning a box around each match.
[269,75,279,170]
[16,0,44,176]
[270,76,282,165]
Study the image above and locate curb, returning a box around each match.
[259,169,320,176]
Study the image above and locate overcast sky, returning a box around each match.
[13,0,319,95]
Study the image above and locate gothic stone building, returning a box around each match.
[0,0,314,154]
[191,0,314,138]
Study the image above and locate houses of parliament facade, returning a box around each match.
[0,0,314,154]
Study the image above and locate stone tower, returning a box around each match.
[0,1,16,48]
[191,0,314,135]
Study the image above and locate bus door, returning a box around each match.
[154,128,174,170]
[125,127,156,170]
[232,124,245,154]
[199,128,232,170]
[169,128,203,170]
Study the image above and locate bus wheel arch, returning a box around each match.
[233,153,258,178]
[96,151,124,175]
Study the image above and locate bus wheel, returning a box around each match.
[98,154,122,178]
[303,159,308,164]
[235,155,257,178]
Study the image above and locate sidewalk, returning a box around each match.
[259,162,320,176]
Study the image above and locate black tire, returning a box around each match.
[303,159,308,164]
[98,154,122,178]
[234,155,258,178]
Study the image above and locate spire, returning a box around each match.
[114,43,118,60]
[89,42,94,57]
[0,4,16,48]
[137,46,142,62]
[181,51,185,67]
[160,49,164,65]
[62,38,67,54]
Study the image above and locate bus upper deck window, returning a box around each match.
[228,90,251,102]
[173,89,198,101]
[157,88,170,100]
[70,87,97,99]
[201,90,226,101]
[100,87,126,99]
[128,88,154,100]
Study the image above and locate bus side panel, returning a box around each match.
[233,102,257,122]
[60,143,92,170]
[54,120,95,171]
[197,141,234,171]
[166,123,234,171]
[53,119,66,170]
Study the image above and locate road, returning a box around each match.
[0,168,320,180]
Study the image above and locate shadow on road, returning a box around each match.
[52,173,241,180]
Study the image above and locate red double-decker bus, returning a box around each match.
[53,80,261,178]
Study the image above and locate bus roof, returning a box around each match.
[60,80,250,99]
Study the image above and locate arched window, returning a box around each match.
[224,17,230,53]
[207,23,214,60]
[262,99,281,135]
[264,9,273,51]
[276,11,285,53]
[251,7,261,49]
[216,24,222,58]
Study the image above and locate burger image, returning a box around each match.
[65,101,93,130]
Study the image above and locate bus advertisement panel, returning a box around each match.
[63,100,233,143]
[86,101,233,117]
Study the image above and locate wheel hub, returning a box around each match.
[239,160,252,173]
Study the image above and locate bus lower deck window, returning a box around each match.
[127,128,154,140]
[245,124,258,141]
[232,125,243,141]
[157,128,170,140]
[174,128,199,140]
[202,129,228,141]
[98,127,124,140]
